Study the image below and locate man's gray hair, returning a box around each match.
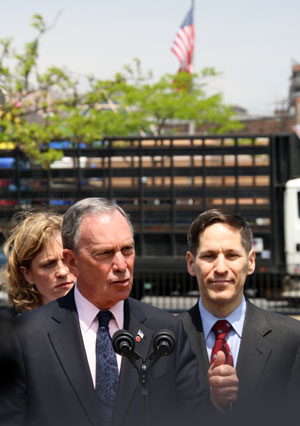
[62,198,134,251]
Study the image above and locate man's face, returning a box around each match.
[186,222,255,317]
[64,210,135,309]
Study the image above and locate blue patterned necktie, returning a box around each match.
[95,311,119,426]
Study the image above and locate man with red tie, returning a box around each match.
[180,209,300,422]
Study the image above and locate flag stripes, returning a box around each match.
[171,6,195,73]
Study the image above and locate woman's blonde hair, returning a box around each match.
[2,210,63,312]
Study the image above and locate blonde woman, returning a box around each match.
[2,210,76,312]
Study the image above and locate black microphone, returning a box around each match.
[149,330,175,361]
[112,329,140,361]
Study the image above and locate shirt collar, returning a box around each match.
[74,285,124,331]
[199,295,246,340]
[109,300,124,330]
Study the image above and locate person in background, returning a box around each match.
[2,210,76,312]
[180,208,300,424]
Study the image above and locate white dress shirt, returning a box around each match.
[198,295,247,367]
[74,285,124,387]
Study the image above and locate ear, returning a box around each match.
[63,249,79,278]
[186,251,196,276]
[19,266,34,285]
[247,249,256,275]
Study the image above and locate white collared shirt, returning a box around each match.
[199,296,246,367]
[74,285,124,387]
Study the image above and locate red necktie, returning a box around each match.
[210,320,233,366]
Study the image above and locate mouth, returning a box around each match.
[111,278,130,286]
[210,279,233,286]
[56,282,74,289]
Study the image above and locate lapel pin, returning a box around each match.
[136,329,144,342]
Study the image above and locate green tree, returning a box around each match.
[0,16,242,168]
[112,60,242,135]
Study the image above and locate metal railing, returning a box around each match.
[133,270,300,315]
[0,134,299,314]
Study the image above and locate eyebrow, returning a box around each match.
[91,240,135,251]
[199,248,240,254]
[39,254,61,262]
[39,259,58,266]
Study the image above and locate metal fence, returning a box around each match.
[133,270,300,315]
[0,134,299,315]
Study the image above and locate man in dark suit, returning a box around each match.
[1,198,211,426]
[180,209,300,423]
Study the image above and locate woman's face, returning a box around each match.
[20,232,76,305]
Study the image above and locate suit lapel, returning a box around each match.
[48,292,100,426]
[181,303,210,379]
[183,301,273,407]
[236,301,272,401]
[113,299,154,426]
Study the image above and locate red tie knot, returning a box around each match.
[212,320,232,340]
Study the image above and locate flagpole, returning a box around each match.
[191,0,195,72]
[189,0,196,135]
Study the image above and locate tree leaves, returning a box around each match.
[0,14,242,168]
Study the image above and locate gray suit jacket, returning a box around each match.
[1,290,209,426]
[180,300,300,419]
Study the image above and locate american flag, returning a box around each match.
[171,6,195,73]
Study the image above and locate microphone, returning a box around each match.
[112,329,140,361]
[112,328,176,396]
[149,330,175,361]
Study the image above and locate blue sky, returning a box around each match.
[1,0,300,115]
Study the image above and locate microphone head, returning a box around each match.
[112,329,135,357]
[152,330,175,357]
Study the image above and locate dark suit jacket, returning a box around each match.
[0,308,19,394]
[1,290,209,426]
[180,300,300,423]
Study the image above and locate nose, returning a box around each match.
[112,252,127,272]
[56,260,69,277]
[214,254,228,275]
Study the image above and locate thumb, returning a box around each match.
[212,351,226,368]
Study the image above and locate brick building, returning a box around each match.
[164,63,300,136]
